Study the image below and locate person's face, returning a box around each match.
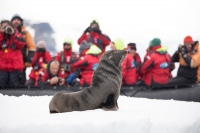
[11,18,22,28]
[0,22,8,29]
[129,49,136,56]
[110,42,116,50]
[185,43,192,52]
[50,62,59,75]
[63,43,71,50]
[90,23,98,28]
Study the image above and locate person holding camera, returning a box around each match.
[0,20,26,86]
[77,20,110,55]
[167,36,200,86]
[11,14,36,84]
[36,60,65,87]
[25,41,52,86]
[55,38,79,84]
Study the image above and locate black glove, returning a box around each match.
[178,45,187,56]
[84,27,91,33]
[92,27,101,34]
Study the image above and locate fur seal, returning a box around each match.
[49,50,127,113]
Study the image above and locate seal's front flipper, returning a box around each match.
[100,94,118,111]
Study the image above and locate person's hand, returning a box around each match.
[59,78,65,86]
[50,77,59,85]
[24,62,32,68]
[0,27,5,33]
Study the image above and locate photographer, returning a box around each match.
[36,60,65,87]
[167,36,200,86]
[0,20,25,86]
[11,14,36,84]
[77,20,110,55]
[25,41,52,86]
[55,38,79,83]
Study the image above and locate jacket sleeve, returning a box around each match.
[77,33,87,45]
[24,31,36,51]
[71,56,88,68]
[121,56,128,78]
[140,56,155,75]
[99,34,111,47]
[191,50,200,68]
[171,51,179,63]
[45,52,52,63]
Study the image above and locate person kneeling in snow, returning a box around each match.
[36,60,65,87]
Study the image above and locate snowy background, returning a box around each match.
[0,94,200,133]
[1,0,200,132]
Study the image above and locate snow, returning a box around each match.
[0,94,200,133]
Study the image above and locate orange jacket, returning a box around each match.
[21,26,36,51]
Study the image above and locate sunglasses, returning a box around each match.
[63,43,71,46]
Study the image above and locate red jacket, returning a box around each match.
[55,49,79,78]
[122,53,142,85]
[35,68,65,86]
[140,47,171,86]
[71,54,100,86]
[0,31,25,72]
[77,31,110,55]
[29,51,52,80]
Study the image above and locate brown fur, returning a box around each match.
[49,50,127,113]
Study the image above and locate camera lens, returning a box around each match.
[5,26,12,33]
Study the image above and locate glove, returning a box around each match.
[66,73,76,85]
[92,27,101,34]
[84,27,91,33]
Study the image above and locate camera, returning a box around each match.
[58,77,62,83]
[5,26,12,34]
[36,47,46,53]
[62,64,71,72]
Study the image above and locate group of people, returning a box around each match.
[0,14,200,88]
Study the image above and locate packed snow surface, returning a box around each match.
[0,94,200,133]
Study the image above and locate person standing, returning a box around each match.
[11,14,36,84]
[0,20,25,86]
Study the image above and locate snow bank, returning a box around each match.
[0,94,200,133]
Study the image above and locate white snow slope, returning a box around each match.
[0,94,200,133]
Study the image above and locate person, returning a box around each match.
[110,38,125,50]
[138,38,172,87]
[70,44,102,86]
[36,60,65,87]
[25,41,52,86]
[77,20,110,55]
[0,20,26,86]
[11,14,36,84]
[54,38,79,83]
[122,43,142,86]
[167,36,200,86]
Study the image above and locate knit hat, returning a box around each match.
[37,40,46,48]
[149,38,161,47]
[86,44,102,55]
[11,14,23,23]
[63,38,73,47]
[128,43,136,50]
[184,36,193,44]
[90,20,100,29]
[113,38,125,50]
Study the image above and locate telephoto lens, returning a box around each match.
[5,26,12,33]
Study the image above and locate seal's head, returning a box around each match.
[101,50,127,67]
